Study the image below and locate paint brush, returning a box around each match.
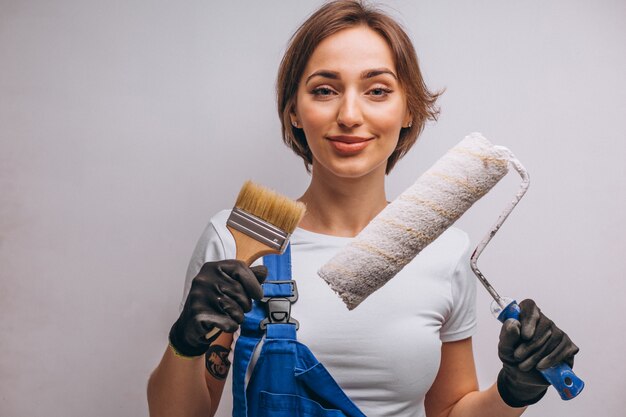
[204,180,306,340]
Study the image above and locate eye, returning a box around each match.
[368,87,393,98]
[311,86,336,97]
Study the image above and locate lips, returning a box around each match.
[326,135,374,154]
[327,135,373,144]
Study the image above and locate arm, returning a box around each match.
[425,338,526,417]
[426,299,579,417]
[147,332,233,417]
[147,346,212,417]
[147,261,267,417]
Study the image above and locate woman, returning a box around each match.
[148,1,579,416]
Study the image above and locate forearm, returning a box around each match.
[153,259,264,416]
[447,384,526,417]
[147,346,212,417]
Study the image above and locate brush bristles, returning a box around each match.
[234,180,306,234]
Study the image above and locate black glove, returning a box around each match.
[497,299,579,407]
[168,260,267,357]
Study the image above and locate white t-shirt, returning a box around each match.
[182,209,477,417]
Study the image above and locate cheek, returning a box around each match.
[298,101,334,131]
[376,117,403,139]
[367,101,406,132]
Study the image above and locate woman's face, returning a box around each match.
[292,25,411,179]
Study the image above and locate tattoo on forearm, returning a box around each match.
[205,345,231,380]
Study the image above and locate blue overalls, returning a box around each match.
[232,245,367,417]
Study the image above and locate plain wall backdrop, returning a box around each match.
[1,0,625,416]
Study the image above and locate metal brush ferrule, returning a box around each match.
[227,207,290,253]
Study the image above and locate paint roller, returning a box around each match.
[318,132,509,310]
[318,131,584,400]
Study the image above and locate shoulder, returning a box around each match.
[197,209,237,260]
[420,226,471,274]
[207,209,231,236]
[442,226,471,266]
[181,209,236,309]
[440,226,470,250]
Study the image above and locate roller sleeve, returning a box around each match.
[318,132,510,310]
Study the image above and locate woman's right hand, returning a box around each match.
[168,260,267,357]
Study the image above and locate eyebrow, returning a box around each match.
[305,68,398,84]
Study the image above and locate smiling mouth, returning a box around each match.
[327,136,374,154]
[327,135,373,144]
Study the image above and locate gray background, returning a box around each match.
[1,0,624,416]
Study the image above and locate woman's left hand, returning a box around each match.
[497,299,580,407]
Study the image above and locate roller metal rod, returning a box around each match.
[470,147,530,308]
[468,147,584,400]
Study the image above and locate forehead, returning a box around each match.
[304,26,396,76]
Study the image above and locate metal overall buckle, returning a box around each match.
[259,280,299,330]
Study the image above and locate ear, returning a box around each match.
[289,109,299,128]
[403,112,413,129]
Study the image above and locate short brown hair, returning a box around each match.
[277,0,442,174]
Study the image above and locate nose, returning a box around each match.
[336,91,363,129]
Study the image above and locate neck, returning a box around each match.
[297,164,388,237]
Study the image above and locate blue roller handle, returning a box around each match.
[497,300,584,400]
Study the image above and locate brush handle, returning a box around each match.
[202,225,285,342]
[496,300,584,400]
[228,226,283,265]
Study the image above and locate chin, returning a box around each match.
[314,158,387,179]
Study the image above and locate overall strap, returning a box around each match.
[264,244,292,282]
[232,244,298,417]
[233,245,366,417]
